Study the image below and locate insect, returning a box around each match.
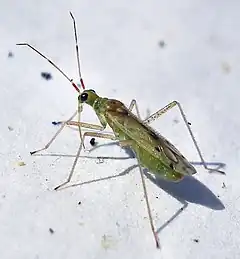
[17,12,225,249]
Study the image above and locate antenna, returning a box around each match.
[69,12,86,90]
[17,43,81,93]
[17,12,87,93]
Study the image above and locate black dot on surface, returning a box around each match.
[49,228,54,234]
[193,239,199,243]
[90,138,96,146]
[158,40,166,48]
[8,51,14,58]
[41,72,52,80]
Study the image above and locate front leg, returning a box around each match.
[54,131,116,190]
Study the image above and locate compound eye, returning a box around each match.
[79,92,88,102]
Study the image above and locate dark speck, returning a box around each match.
[8,126,14,131]
[8,51,14,58]
[158,40,166,48]
[188,122,192,125]
[49,228,54,234]
[90,138,96,146]
[41,72,52,81]
[169,163,174,170]
[222,182,226,188]
[52,121,61,126]
[78,201,82,205]
[193,239,199,243]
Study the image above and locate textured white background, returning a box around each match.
[1,1,239,258]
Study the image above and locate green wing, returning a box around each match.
[107,104,197,176]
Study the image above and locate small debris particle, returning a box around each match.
[90,138,96,146]
[41,72,52,81]
[158,40,166,48]
[173,118,179,124]
[217,195,220,198]
[188,122,192,125]
[222,182,226,188]
[49,228,54,234]
[96,157,104,164]
[101,235,116,250]
[193,238,199,243]
[221,61,231,74]
[8,51,14,58]
[18,161,26,166]
[156,196,159,199]
[52,121,61,126]
[78,201,82,205]
[8,126,14,131]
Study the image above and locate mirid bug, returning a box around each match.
[17,12,225,249]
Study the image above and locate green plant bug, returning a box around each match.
[17,12,225,249]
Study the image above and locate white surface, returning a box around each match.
[1,1,239,258]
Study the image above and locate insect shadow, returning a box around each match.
[87,142,225,233]
[37,143,225,235]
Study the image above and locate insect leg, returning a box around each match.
[55,120,105,131]
[82,132,116,144]
[54,131,116,190]
[31,115,105,155]
[30,111,77,155]
[144,101,225,174]
[138,162,160,249]
[119,139,160,248]
[128,99,141,119]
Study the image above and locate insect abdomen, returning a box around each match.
[134,145,184,181]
